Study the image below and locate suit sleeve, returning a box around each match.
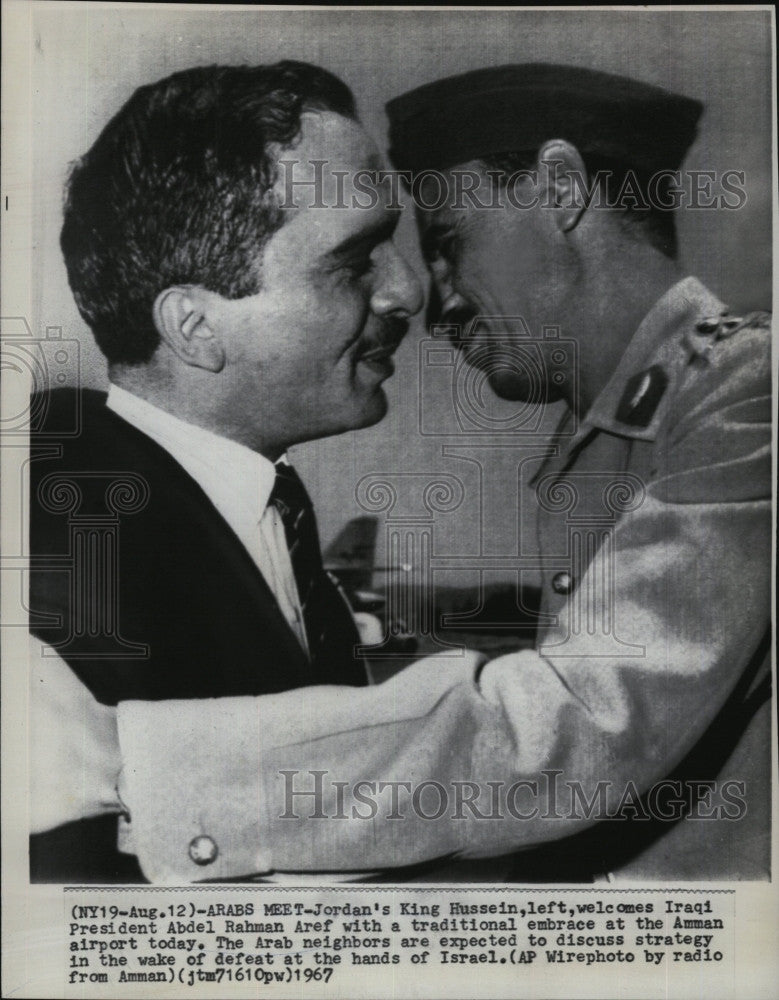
[117,332,771,881]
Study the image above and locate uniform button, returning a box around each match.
[695,316,721,335]
[188,835,218,866]
[552,571,574,595]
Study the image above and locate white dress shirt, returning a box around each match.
[106,383,308,652]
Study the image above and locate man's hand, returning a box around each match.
[29,636,122,832]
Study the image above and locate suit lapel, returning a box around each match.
[96,396,312,679]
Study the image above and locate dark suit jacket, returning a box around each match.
[28,388,366,882]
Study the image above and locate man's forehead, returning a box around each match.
[285,110,384,179]
[415,159,493,222]
[416,198,464,232]
[270,109,401,229]
[275,192,401,254]
[266,110,402,254]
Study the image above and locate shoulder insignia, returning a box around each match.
[721,311,771,335]
[686,309,771,362]
[694,310,771,340]
[615,364,668,427]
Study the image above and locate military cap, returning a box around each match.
[387,63,703,174]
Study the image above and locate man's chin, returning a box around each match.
[348,388,389,431]
[486,372,568,407]
[487,371,545,403]
[305,395,388,445]
[361,389,389,425]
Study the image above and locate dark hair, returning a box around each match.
[61,62,356,364]
[481,149,678,259]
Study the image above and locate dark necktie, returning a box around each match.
[269,463,365,686]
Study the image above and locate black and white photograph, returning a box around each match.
[1,4,776,998]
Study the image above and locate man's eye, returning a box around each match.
[422,233,455,264]
[344,256,374,279]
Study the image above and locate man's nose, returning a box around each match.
[370,243,424,318]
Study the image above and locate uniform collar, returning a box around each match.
[563,276,726,455]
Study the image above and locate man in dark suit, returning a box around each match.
[28,61,422,881]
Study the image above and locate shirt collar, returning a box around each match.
[106,384,281,518]
[563,275,726,455]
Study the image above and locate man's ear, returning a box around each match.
[152,286,225,373]
[537,139,589,233]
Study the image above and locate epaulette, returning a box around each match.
[684,310,771,362]
[727,311,771,333]
[694,310,771,340]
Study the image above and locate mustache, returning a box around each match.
[426,284,478,338]
[356,316,410,363]
[375,315,410,350]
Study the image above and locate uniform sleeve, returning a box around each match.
[118,331,771,880]
[29,637,123,833]
[116,651,488,882]
[247,331,771,872]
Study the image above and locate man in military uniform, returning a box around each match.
[32,64,771,882]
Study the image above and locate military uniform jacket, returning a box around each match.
[113,277,772,883]
[28,389,366,881]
